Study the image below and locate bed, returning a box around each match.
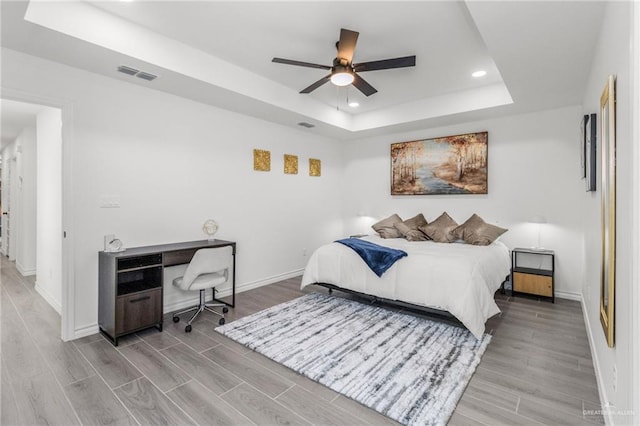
[301,235,511,339]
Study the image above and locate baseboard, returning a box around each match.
[16,261,36,277]
[231,268,305,297]
[74,323,100,339]
[580,291,611,425]
[34,282,62,315]
[554,290,582,301]
[163,268,304,313]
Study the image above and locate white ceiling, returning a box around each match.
[0,1,605,140]
[90,1,504,113]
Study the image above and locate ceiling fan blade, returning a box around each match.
[337,29,359,63]
[354,55,416,72]
[300,74,332,94]
[272,58,331,70]
[352,73,377,97]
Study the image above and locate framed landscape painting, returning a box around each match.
[391,132,488,195]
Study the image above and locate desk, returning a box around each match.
[98,239,236,345]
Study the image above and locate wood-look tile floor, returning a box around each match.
[0,256,603,425]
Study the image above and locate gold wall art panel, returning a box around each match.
[284,154,298,174]
[309,158,321,177]
[253,149,271,172]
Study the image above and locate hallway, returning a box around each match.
[1,256,85,424]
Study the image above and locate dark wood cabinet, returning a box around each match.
[115,289,162,335]
[99,251,163,345]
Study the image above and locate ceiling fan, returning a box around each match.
[272,28,416,97]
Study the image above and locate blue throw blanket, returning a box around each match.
[335,238,408,277]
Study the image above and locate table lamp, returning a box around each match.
[530,215,547,249]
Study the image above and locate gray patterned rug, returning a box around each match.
[216,292,491,426]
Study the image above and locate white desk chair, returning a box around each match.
[172,246,232,332]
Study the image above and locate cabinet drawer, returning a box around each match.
[115,289,162,334]
[513,272,553,297]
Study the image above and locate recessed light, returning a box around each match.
[472,70,487,78]
[348,101,360,108]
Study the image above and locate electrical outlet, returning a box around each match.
[613,365,617,392]
[302,248,307,257]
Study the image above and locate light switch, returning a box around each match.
[99,195,121,208]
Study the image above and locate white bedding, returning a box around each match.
[301,235,511,339]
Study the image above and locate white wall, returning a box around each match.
[36,106,63,313]
[13,126,37,275]
[342,106,585,297]
[1,48,344,337]
[580,2,636,424]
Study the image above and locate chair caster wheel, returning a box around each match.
[185,324,192,333]
[173,316,180,323]
[218,318,225,325]
[222,307,229,314]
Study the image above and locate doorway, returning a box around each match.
[0,98,64,333]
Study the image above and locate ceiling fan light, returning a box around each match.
[330,71,354,87]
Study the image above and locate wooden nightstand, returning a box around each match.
[511,248,555,303]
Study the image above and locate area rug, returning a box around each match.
[215,292,491,426]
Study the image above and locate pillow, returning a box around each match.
[372,214,403,238]
[419,212,459,243]
[406,229,429,242]
[403,213,428,230]
[451,213,485,241]
[394,214,429,241]
[452,214,508,246]
[394,222,429,241]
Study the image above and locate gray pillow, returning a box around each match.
[394,214,429,241]
[453,214,507,246]
[404,213,428,230]
[372,214,403,238]
[419,212,458,243]
[451,214,485,241]
[405,229,429,242]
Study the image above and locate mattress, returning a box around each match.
[301,235,511,338]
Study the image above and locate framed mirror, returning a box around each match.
[600,75,616,348]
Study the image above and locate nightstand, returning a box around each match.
[511,248,555,303]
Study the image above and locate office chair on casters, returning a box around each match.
[172,246,232,332]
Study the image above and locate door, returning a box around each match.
[2,157,15,257]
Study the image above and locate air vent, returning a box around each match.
[297,122,315,128]
[117,65,138,76]
[136,72,157,81]
[117,65,158,82]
